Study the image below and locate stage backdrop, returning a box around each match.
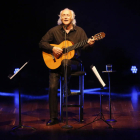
[1,0,140,90]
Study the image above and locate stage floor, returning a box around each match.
[0,84,140,140]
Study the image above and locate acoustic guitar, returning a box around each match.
[42,32,105,69]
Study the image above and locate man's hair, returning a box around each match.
[57,8,76,26]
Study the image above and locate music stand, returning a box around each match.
[8,61,36,132]
[77,65,112,129]
[90,65,112,127]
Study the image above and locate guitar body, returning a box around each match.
[42,32,105,70]
[42,40,75,69]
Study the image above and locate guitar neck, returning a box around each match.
[67,39,88,52]
[64,32,105,53]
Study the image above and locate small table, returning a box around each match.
[102,71,117,122]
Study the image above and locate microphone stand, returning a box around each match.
[62,25,73,129]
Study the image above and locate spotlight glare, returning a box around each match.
[14,68,20,74]
[131,66,137,74]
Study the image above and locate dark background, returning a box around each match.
[1,0,140,91]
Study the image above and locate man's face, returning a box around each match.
[61,9,72,25]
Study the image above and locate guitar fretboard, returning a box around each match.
[66,39,88,53]
[63,32,105,53]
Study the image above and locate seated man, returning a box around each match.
[39,8,95,126]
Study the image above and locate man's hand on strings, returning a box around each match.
[52,47,63,55]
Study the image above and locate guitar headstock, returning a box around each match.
[92,32,105,41]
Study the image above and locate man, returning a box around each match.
[39,8,95,125]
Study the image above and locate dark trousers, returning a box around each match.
[48,59,80,119]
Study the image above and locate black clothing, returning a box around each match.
[39,24,91,57]
[39,24,92,119]
[48,59,80,118]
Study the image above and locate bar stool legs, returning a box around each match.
[60,72,85,123]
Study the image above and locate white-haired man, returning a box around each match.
[39,8,95,126]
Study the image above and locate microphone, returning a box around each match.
[64,25,67,29]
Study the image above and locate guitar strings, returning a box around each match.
[66,33,104,53]
[67,39,88,52]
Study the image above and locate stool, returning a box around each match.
[60,64,86,122]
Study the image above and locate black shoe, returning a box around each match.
[46,118,59,126]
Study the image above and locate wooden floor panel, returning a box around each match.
[0,85,140,140]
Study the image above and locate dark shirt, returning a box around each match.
[39,24,92,57]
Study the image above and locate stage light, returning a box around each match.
[131,66,137,74]
[14,68,20,74]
